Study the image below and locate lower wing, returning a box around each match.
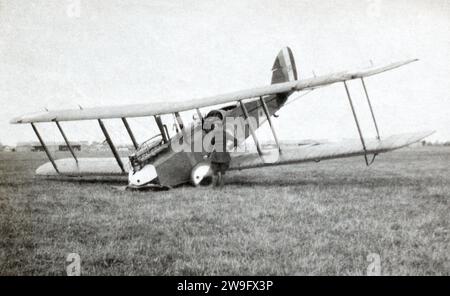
[35,131,433,177]
[229,131,434,170]
[35,157,131,176]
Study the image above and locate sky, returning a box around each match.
[0,0,449,146]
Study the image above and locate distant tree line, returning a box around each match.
[421,140,450,146]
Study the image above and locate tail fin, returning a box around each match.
[271,47,298,84]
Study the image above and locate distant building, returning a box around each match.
[58,144,81,151]
[86,141,109,152]
[15,141,87,152]
[3,146,14,152]
[15,141,40,152]
[14,140,135,153]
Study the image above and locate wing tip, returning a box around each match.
[10,116,23,124]
[405,58,419,65]
[418,129,435,137]
[406,130,435,145]
[421,130,436,138]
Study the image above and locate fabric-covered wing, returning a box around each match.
[35,157,131,176]
[229,131,433,170]
[10,59,416,124]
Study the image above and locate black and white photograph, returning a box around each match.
[0,0,449,281]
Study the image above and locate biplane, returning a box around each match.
[11,47,433,189]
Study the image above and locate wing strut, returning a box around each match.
[98,119,125,173]
[174,112,184,130]
[154,115,169,143]
[260,97,282,154]
[343,81,376,166]
[239,100,263,157]
[361,78,381,140]
[196,108,203,121]
[30,123,59,173]
[55,121,78,163]
[121,118,139,150]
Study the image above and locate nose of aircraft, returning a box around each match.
[128,164,158,187]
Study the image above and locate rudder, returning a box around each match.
[271,47,298,84]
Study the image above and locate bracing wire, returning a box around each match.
[282,89,316,107]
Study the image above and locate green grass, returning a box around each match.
[0,148,449,275]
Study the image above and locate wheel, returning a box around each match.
[191,162,214,187]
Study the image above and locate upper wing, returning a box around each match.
[229,131,434,170]
[10,59,417,124]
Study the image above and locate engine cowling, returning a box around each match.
[128,164,158,187]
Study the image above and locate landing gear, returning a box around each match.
[214,171,224,188]
[190,162,214,187]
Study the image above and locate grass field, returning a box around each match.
[0,147,449,275]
